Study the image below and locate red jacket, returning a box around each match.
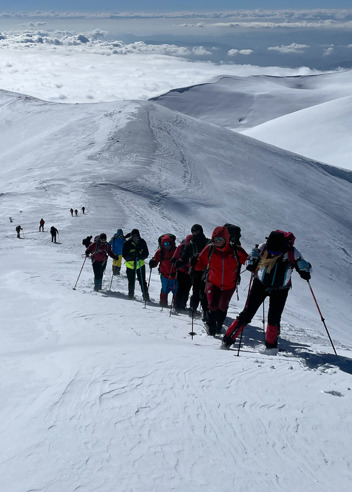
[195,226,247,290]
[152,235,177,279]
[86,240,116,262]
[171,235,192,274]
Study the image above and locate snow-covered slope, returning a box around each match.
[1,90,352,492]
[151,70,352,170]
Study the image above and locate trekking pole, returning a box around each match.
[109,271,114,291]
[73,256,87,290]
[262,299,266,341]
[147,267,152,289]
[168,266,176,317]
[236,273,254,356]
[307,280,337,356]
[139,260,147,308]
[189,284,197,339]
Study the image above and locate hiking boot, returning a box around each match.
[220,335,233,350]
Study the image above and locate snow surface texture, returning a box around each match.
[0,76,352,491]
[152,70,352,171]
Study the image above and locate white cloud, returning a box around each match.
[227,49,253,56]
[268,43,309,54]
[323,46,335,56]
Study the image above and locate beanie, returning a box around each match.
[131,229,140,237]
[266,231,285,254]
[191,224,203,234]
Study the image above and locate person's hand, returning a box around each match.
[175,259,183,269]
[149,258,156,268]
[250,247,261,259]
[299,270,311,280]
[170,257,177,264]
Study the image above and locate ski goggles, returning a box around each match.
[213,237,225,244]
[163,241,171,246]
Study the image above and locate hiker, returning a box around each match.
[149,234,177,307]
[81,206,85,214]
[122,229,150,301]
[221,230,312,351]
[82,235,93,248]
[85,233,118,291]
[175,224,210,317]
[70,208,74,217]
[39,218,45,232]
[16,225,22,238]
[171,235,192,312]
[194,226,248,336]
[50,226,59,243]
[74,209,78,216]
[109,229,125,275]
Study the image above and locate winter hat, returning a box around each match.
[266,231,285,255]
[99,233,107,241]
[131,228,140,237]
[191,224,203,234]
[117,228,124,236]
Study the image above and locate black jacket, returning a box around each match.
[122,237,149,262]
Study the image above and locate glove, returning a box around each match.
[246,263,257,272]
[190,256,198,267]
[299,270,311,280]
[175,259,183,269]
[114,254,119,261]
[250,247,261,259]
[149,258,157,268]
[297,259,311,272]
[170,257,177,264]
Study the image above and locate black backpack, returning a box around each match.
[224,223,241,245]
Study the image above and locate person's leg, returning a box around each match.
[265,289,289,348]
[126,267,135,298]
[223,278,267,345]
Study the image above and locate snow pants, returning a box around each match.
[174,270,192,310]
[92,260,107,290]
[126,264,149,300]
[224,277,289,345]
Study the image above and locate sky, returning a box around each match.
[1,1,352,11]
[0,68,352,491]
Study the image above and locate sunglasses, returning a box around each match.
[214,237,225,244]
[163,242,171,246]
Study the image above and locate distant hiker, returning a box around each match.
[16,225,22,238]
[175,224,210,317]
[109,229,125,275]
[149,234,177,307]
[82,235,93,248]
[70,208,74,217]
[50,226,59,243]
[9,217,13,223]
[74,209,78,216]
[221,230,312,351]
[85,233,118,291]
[81,206,85,214]
[122,229,150,301]
[171,235,192,312]
[39,218,45,232]
[195,226,247,336]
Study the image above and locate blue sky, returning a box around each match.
[1,1,352,11]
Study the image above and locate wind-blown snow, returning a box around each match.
[0,84,351,492]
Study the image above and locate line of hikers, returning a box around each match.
[70,207,85,216]
[15,220,59,243]
[84,224,312,351]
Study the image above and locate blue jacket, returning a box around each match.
[109,229,125,255]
